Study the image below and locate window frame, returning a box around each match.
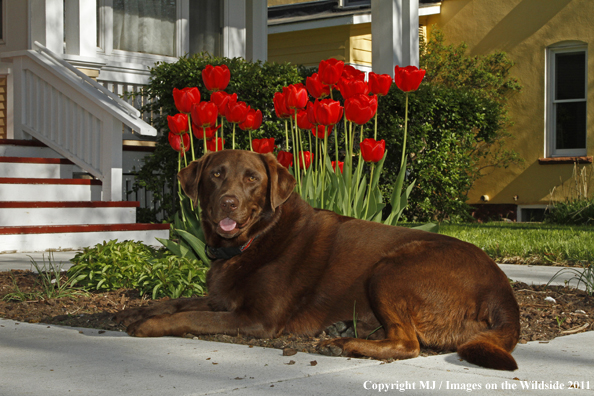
[545,42,588,157]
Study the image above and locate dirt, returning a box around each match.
[0,269,592,359]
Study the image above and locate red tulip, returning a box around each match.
[311,124,333,139]
[206,137,225,152]
[202,64,230,92]
[345,94,378,125]
[167,113,188,135]
[297,151,314,169]
[297,109,314,130]
[285,83,308,110]
[225,101,249,124]
[210,91,237,117]
[368,72,393,96]
[332,161,344,173]
[342,65,366,81]
[252,138,275,154]
[337,77,369,100]
[168,132,190,156]
[239,108,263,131]
[306,73,330,99]
[191,101,218,128]
[273,91,293,119]
[360,138,386,163]
[173,87,200,114]
[277,151,294,168]
[192,124,220,140]
[306,101,319,126]
[394,65,426,92]
[318,58,344,86]
[315,98,343,126]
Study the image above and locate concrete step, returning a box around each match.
[0,177,102,201]
[0,156,76,178]
[0,201,138,226]
[0,223,171,253]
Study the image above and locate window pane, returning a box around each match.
[190,0,221,56]
[113,0,177,56]
[555,52,585,100]
[555,101,586,150]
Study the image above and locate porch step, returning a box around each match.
[0,223,171,253]
[0,156,77,178]
[0,201,138,226]
[0,139,65,158]
[0,177,102,201]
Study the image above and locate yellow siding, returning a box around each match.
[268,26,349,68]
[348,23,372,67]
[0,77,6,139]
[425,0,594,207]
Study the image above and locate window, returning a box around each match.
[546,43,588,157]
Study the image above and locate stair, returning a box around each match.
[0,139,169,253]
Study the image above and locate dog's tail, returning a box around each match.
[457,300,520,371]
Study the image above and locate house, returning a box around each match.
[0,0,268,252]
[268,0,594,222]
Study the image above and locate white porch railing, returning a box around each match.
[0,42,157,201]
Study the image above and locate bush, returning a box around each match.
[67,240,208,299]
[375,29,522,222]
[545,164,594,225]
[133,54,310,221]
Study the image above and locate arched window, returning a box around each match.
[546,41,588,157]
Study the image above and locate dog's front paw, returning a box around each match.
[113,308,147,326]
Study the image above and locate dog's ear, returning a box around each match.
[260,152,296,210]
[178,153,212,206]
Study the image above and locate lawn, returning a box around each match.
[437,222,594,266]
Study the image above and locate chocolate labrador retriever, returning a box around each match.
[115,149,520,370]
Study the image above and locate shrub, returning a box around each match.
[545,164,594,225]
[68,240,208,299]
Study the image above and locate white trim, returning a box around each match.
[269,12,371,35]
[419,4,441,17]
[545,42,588,157]
[0,0,6,45]
[517,205,548,223]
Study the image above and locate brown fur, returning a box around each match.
[114,150,520,370]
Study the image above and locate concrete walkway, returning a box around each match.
[0,252,592,395]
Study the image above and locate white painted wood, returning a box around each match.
[0,161,74,178]
[0,144,64,158]
[223,0,247,59]
[0,206,136,227]
[64,0,97,58]
[0,228,170,253]
[29,0,64,54]
[371,0,419,74]
[0,182,102,202]
[246,0,267,62]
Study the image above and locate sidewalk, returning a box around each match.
[0,252,592,395]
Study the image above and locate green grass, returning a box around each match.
[438,222,594,266]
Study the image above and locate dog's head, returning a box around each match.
[178,150,296,244]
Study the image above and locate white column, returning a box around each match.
[223,0,246,59]
[64,0,97,57]
[101,115,123,201]
[246,0,267,62]
[29,0,64,54]
[371,0,419,75]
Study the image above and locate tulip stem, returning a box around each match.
[285,120,289,151]
[334,122,339,174]
[364,163,375,220]
[232,123,236,150]
[202,128,207,154]
[187,116,196,161]
[290,115,301,194]
[249,130,253,151]
[401,93,409,171]
[374,110,378,141]
[321,128,329,209]
[220,118,225,150]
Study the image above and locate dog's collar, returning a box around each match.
[205,236,257,261]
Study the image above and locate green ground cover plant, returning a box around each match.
[67,240,208,299]
[439,222,594,266]
[545,163,594,226]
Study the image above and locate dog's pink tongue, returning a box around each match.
[219,217,237,232]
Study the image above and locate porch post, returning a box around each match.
[64,0,97,57]
[223,0,247,59]
[371,0,419,74]
[29,0,64,54]
[246,0,268,62]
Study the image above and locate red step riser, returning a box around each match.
[0,223,170,235]
[0,177,101,185]
[0,201,139,208]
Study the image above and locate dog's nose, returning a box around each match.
[220,195,239,212]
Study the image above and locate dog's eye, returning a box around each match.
[213,171,221,178]
[248,176,257,182]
